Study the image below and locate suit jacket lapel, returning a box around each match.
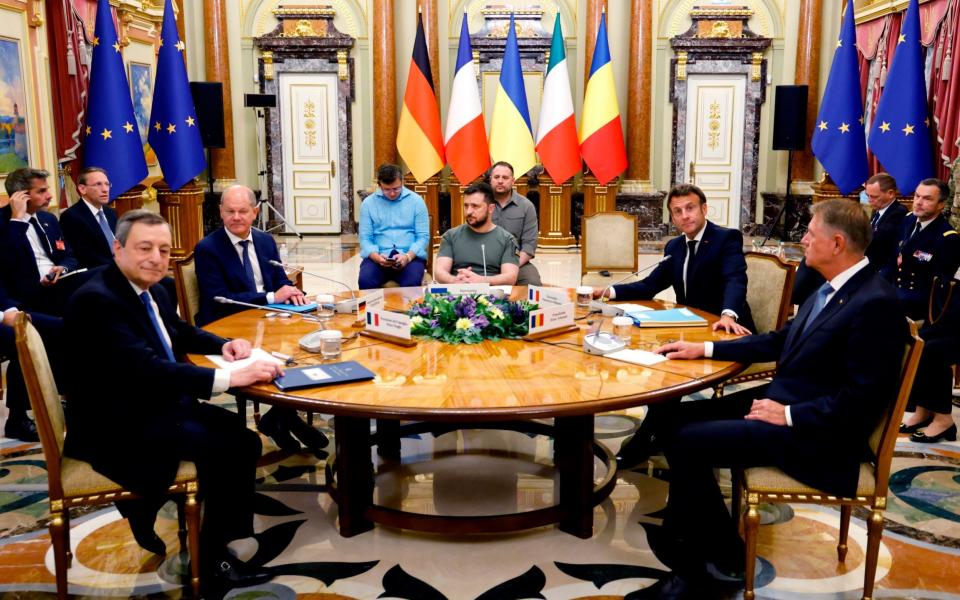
[252,232,275,291]
[79,204,112,253]
[107,265,171,356]
[781,268,868,363]
[216,228,247,285]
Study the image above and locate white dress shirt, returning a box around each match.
[224,229,276,304]
[13,214,56,277]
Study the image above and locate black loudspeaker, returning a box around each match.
[772,85,808,151]
[244,93,276,108]
[189,82,226,148]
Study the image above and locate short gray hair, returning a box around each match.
[116,210,170,245]
[810,199,872,254]
[220,184,258,208]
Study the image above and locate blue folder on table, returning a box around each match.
[629,308,707,328]
[265,302,317,313]
[273,361,376,391]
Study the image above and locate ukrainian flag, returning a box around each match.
[488,14,536,178]
[580,13,627,185]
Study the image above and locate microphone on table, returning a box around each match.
[269,260,360,321]
[213,296,324,322]
[589,255,673,317]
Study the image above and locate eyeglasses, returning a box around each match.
[87,181,113,189]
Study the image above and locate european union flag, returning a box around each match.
[82,0,147,200]
[147,0,206,191]
[867,0,933,193]
[811,5,867,195]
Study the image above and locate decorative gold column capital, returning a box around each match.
[262,51,274,81]
[337,50,348,81]
[677,51,688,80]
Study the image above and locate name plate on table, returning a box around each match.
[361,309,417,347]
[527,285,569,307]
[427,283,491,295]
[363,288,385,312]
[523,303,578,340]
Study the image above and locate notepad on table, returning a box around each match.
[604,348,668,366]
[629,307,707,327]
[273,361,376,392]
[205,347,284,370]
[265,302,317,313]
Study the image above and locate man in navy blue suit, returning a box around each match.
[59,166,119,269]
[636,200,907,598]
[593,183,755,335]
[864,173,908,279]
[195,185,326,454]
[0,168,82,316]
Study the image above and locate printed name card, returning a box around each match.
[363,288,385,312]
[427,283,491,295]
[527,303,575,335]
[527,285,570,307]
[365,309,412,340]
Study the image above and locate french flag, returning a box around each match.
[444,15,490,184]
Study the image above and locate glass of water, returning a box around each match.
[316,294,335,320]
[320,329,342,359]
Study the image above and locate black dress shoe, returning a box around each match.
[616,431,657,469]
[4,413,39,443]
[911,423,957,443]
[900,418,932,434]
[286,413,329,452]
[204,554,272,590]
[257,409,301,452]
[128,516,166,556]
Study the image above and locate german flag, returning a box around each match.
[397,12,445,183]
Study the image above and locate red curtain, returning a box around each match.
[929,1,960,180]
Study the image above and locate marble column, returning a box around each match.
[372,0,397,168]
[203,0,236,185]
[792,0,823,182]
[417,0,440,102]
[625,0,652,185]
[584,0,607,88]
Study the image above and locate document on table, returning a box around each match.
[205,347,284,370]
[604,348,668,366]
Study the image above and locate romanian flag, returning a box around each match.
[579,14,627,185]
[397,13,445,183]
[529,313,545,329]
[444,15,489,184]
[535,14,580,184]
[489,14,536,178]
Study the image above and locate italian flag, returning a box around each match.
[535,14,580,184]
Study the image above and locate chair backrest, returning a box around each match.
[172,252,200,327]
[871,318,924,498]
[581,211,638,275]
[14,313,67,499]
[744,252,797,334]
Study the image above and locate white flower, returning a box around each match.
[490,307,505,320]
[477,296,491,306]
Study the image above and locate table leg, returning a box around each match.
[555,415,594,538]
[334,416,374,537]
[376,418,401,459]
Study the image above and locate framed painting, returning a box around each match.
[0,36,29,174]
[128,61,157,166]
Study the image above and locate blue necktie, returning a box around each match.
[140,291,176,362]
[239,240,257,292]
[870,211,880,231]
[29,216,53,259]
[803,282,834,333]
[96,210,116,248]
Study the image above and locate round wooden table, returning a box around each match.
[191,286,745,538]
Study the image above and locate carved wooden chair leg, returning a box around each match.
[185,490,201,598]
[742,499,761,600]
[837,504,852,563]
[862,509,885,600]
[174,496,188,553]
[62,509,73,568]
[48,506,69,600]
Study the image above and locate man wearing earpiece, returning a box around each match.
[434,181,520,286]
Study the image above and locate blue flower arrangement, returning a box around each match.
[406,293,538,344]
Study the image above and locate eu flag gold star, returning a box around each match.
[839,123,850,133]
[837,39,842,48]
[176,41,185,52]
[123,122,134,133]
[898,34,906,44]
[167,123,176,134]
[925,118,930,127]
[85,126,91,136]
[185,116,196,127]
[159,38,164,47]
[818,121,828,131]
[154,121,162,132]
[113,41,121,53]
[879,121,891,133]
[859,116,865,125]
[91,36,99,47]
[902,123,915,135]
[101,128,112,140]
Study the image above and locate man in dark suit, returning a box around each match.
[195,185,325,454]
[637,200,907,598]
[865,173,907,279]
[594,184,755,467]
[892,178,960,320]
[59,166,118,269]
[0,168,81,315]
[63,210,279,592]
[593,183,755,335]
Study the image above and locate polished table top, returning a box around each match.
[190,286,746,420]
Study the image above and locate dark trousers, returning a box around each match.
[1,312,63,414]
[908,326,960,414]
[118,402,261,560]
[358,256,426,289]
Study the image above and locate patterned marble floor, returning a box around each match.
[0,237,957,598]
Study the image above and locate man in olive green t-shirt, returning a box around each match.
[435,181,520,285]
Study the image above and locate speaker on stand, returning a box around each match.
[189,82,226,201]
[763,85,808,246]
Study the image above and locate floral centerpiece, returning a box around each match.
[407,293,538,344]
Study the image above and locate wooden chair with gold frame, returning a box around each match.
[172,252,201,327]
[733,318,924,600]
[14,313,201,599]
[715,252,796,397]
[580,211,639,288]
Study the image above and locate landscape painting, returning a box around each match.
[0,37,29,174]
[129,62,156,165]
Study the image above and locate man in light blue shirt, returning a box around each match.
[358,164,429,289]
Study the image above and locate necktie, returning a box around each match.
[140,291,176,362]
[96,210,116,247]
[687,239,698,259]
[802,282,834,333]
[906,220,921,242]
[683,240,697,297]
[870,211,880,231]
[29,216,53,259]
[239,240,257,291]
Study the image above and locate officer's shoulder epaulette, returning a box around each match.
[945,230,959,236]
